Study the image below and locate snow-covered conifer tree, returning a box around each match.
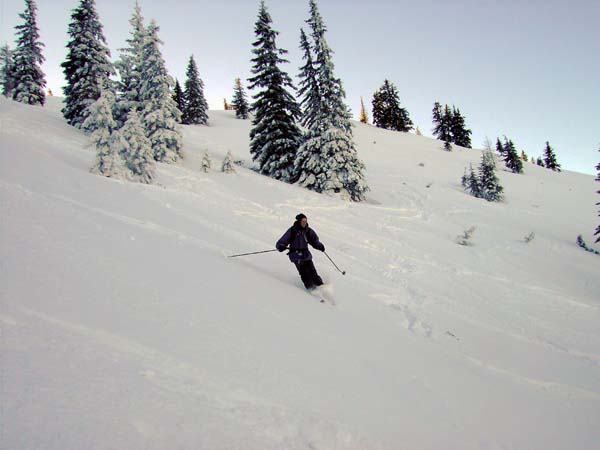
[182,55,209,125]
[465,163,482,198]
[172,79,184,121]
[482,136,493,153]
[444,140,452,151]
[231,77,249,119]
[294,0,368,201]
[1,44,16,97]
[521,150,528,161]
[61,0,114,128]
[248,0,302,181]
[114,3,145,127]
[372,79,413,132]
[114,110,155,184]
[11,0,46,106]
[543,141,561,172]
[503,138,523,174]
[297,27,320,129]
[139,21,183,163]
[222,151,236,173]
[202,151,212,172]
[479,150,504,201]
[84,88,124,178]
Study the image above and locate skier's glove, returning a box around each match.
[319,244,325,252]
[277,245,286,252]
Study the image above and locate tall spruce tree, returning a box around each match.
[172,79,184,120]
[496,137,505,157]
[114,109,155,183]
[11,0,46,105]
[84,88,125,178]
[1,44,16,97]
[182,55,209,125]
[61,0,114,128]
[297,27,320,129]
[114,3,145,127]
[450,106,472,148]
[248,0,302,181]
[294,0,368,201]
[372,79,413,132]
[479,150,504,201]
[432,102,452,142]
[503,138,523,174]
[595,146,600,243]
[139,20,183,163]
[231,77,249,119]
[543,141,561,172]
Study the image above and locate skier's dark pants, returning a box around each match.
[294,260,323,289]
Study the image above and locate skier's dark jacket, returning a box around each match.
[276,221,325,263]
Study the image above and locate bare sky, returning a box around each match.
[1,0,598,174]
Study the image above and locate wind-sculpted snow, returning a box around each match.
[1,97,599,450]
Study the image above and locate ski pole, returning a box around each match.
[228,249,279,258]
[324,251,346,275]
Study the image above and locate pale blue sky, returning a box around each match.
[1,0,598,174]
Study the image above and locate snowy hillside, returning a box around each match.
[1,97,599,450]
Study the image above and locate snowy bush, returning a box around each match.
[202,151,212,173]
[221,151,236,174]
[456,226,476,246]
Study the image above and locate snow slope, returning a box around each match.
[1,97,599,450]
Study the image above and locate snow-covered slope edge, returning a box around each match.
[1,97,599,450]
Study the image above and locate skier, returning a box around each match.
[276,213,325,290]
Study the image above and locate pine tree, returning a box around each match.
[595,146,600,243]
[482,136,493,153]
[463,163,482,198]
[521,150,528,161]
[479,150,503,201]
[114,109,155,183]
[536,156,545,167]
[182,55,209,125]
[372,79,413,132]
[444,140,452,151]
[496,137,505,157]
[61,0,114,128]
[294,0,368,201]
[222,151,236,173]
[1,44,16,97]
[202,151,212,172]
[359,96,368,124]
[450,106,472,148]
[248,0,302,181]
[415,126,422,136]
[297,27,320,129]
[503,138,523,174]
[114,3,145,127]
[432,102,452,143]
[84,88,125,178]
[231,77,249,119]
[172,79,185,120]
[543,141,561,172]
[139,20,184,163]
[11,0,46,106]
